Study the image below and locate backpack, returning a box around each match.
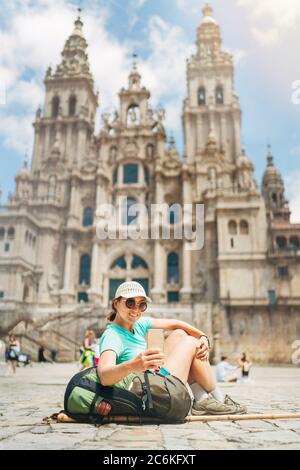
[64,367,191,424]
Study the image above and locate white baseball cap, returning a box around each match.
[114,281,152,303]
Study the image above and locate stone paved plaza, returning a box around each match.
[0,362,300,450]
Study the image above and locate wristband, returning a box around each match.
[199,335,210,349]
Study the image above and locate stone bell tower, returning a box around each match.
[183,2,242,168]
[31,12,98,174]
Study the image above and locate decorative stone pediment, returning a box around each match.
[124,140,139,159]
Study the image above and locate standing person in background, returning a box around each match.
[38,345,47,363]
[6,335,20,376]
[79,330,97,370]
[51,349,58,362]
[239,353,253,381]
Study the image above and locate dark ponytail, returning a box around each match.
[107,297,121,322]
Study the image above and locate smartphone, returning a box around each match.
[146,329,164,353]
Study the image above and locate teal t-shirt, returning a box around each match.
[99,317,153,365]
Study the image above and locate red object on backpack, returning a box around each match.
[97,400,111,416]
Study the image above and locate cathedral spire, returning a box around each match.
[128,53,142,90]
[51,10,93,82]
[202,2,214,20]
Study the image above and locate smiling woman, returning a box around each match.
[95,280,246,418]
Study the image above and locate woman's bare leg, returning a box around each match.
[163,329,216,391]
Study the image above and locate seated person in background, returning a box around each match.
[216,356,240,383]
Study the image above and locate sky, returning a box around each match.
[0,0,300,221]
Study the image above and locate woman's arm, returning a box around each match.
[151,318,210,361]
[98,348,165,387]
[151,318,207,340]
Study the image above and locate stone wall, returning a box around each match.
[217,305,300,364]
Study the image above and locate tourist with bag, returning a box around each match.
[6,335,20,376]
[64,282,246,423]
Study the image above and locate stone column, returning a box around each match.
[68,178,79,226]
[196,114,203,152]
[88,241,102,304]
[77,122,87,166]
[221,113,227,155]
[180,241,192,302]
[233,113,241,159]
[180,168,193,301]
[60,240,75,303]
[151,241,165,303]
[32,122,41,171]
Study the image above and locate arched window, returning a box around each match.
[109,279,126,301]
[111,256,127,270]
[132,256,148,270]
[69,95,77,116]
[82,207,94,227]
[7,227,15,240]
[122,197,139,225]
[167,252,179,284]
[0,228,5,240]
[79,254,91,285]
[276,236,287,250]
[123,164,139,184]
[51,96,60,118]
[290,237,299,251]
[228,220,237,235]
[168,204,180,225]
[198,87,206,106]
[240,220,249,235]
[272,193,277,204]
[216,85,224,105]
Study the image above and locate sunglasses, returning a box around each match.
[122,297,148,312]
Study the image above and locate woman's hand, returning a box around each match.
[195,337,210,362]
[131,348,165,373]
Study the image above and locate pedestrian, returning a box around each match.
[239,352,252,381]
[98,281,246,416]
[216,356,240,383]
[79,330,97,370]
[6,335,20,376]
[38,345,47,363]
[50,349,58,362]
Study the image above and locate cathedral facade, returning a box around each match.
[1,4,300,362]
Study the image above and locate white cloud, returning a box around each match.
[176,0,201,14]
[237,0,300,46]
[0,4,193,157]
[0,114,33,154]
[0,0,129,156]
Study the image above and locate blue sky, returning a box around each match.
[0,0,300,220]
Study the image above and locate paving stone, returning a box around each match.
[30,425,51,434]
[110,428,162,442]
[273,419,300,430]
[0,426,33,440]
[188,439,236,450]
[237,420,276,431]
